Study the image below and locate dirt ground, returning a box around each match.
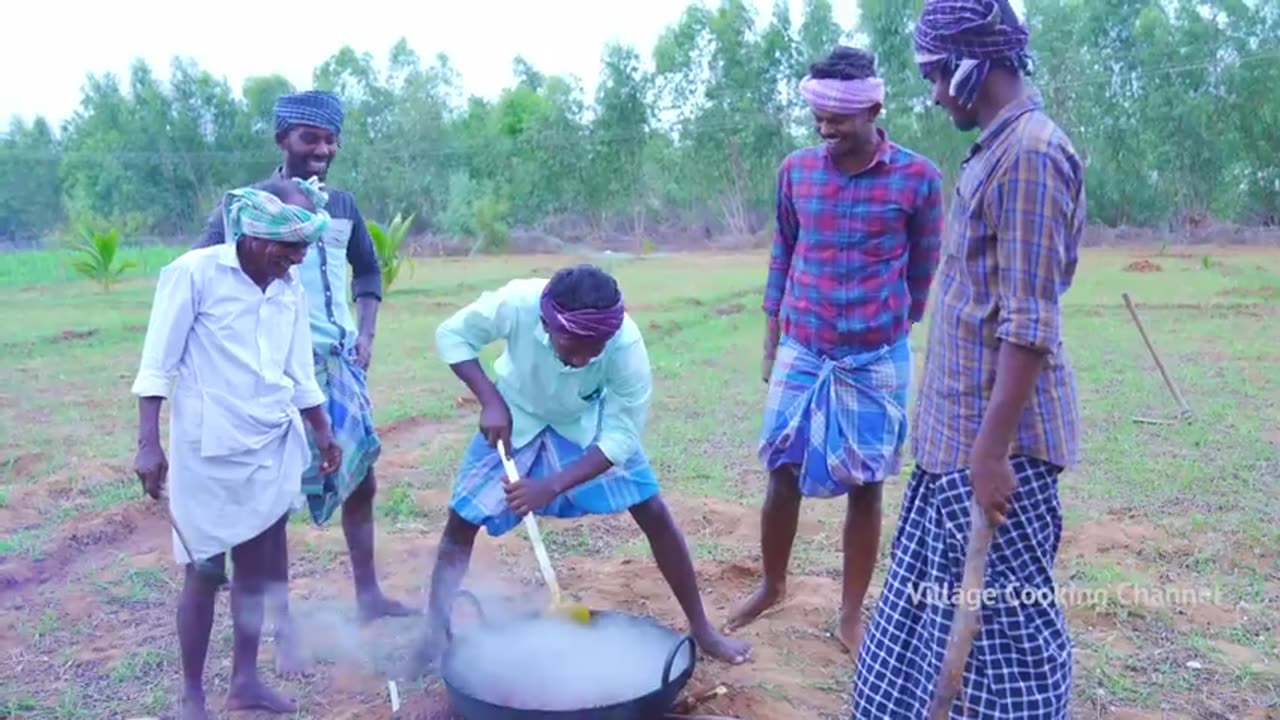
[0,418,860,719]
[3,417,1270,720]
[1,245,1277,719]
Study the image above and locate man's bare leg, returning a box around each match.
[228,514,298,713]
[629,496,752,665]
[838,483,882,655]
[343,468,416,622]
[403,510,479,679]
[176,557,222,720]
[267,520,310,677]
[725,466,801,632]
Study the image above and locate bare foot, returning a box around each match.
[723,581,786,633]
[358,592,419,624]
[180,689,210,720]
[836,605,864,656]
[225,676,298,714]
[273,628,313,678]
[693,625,752,665]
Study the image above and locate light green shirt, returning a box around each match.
[434,278,652,465]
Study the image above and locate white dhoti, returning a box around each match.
[130,244,330,565]
[167,384,309,564]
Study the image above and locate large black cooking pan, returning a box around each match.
[440,590,697,720]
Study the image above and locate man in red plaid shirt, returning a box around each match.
[725,46,944,655]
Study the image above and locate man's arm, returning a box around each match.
[436,282,521,447]
[434,282,517,372]
[436,282,519,395]
[347,202,382,309]
[550,333,652,495]
[132,261,200,410]
[761,160,797,380]
[971,143,1080,460]
[905,164,945,324]
[137,397,164,451]
[283,283,329,413]
[762,160,798,319]
[346,201,383,367]
[346,201,383,304]
[131,260,200,497]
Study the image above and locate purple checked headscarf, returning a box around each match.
[914,0,1033,107]
[540,287,625,343]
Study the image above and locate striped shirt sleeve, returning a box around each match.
[762,158,797,317]
[989,142,1080,353]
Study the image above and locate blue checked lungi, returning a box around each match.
[852,456,1072,719]
[758,334,912,498]
[450,426,661,538]
[301,344,382,525]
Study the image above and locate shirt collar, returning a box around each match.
[216,241,241,269]
[971,92,1043,154]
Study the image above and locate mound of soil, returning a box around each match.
[1124,259,1163,273]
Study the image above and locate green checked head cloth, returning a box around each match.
[223,175,331,245]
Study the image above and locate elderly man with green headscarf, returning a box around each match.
[193,93,414,678]
[132,176,343,720]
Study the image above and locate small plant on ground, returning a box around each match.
[68,227,136,292]
[366,213,416,294]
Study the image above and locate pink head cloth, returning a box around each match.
[540,290,625,343]
[799,76,886,115]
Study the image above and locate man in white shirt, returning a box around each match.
[132,177,342,720]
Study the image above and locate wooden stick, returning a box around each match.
[497,439,562,602]
[496,440,590,624]
[673,685,728,714]
[927,498,996,720]
[1122,293,1193,419]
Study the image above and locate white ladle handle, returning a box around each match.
[497,439,561,602]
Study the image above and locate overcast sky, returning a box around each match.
[2,0,1026,127]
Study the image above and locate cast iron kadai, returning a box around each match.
[441,589,698,720]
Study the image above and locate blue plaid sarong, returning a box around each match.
[300,344,382,525]
[758,334,912,498]
[853,456,1072,719]
[450,427,660,538]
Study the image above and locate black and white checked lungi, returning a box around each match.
[852,455,1072,719]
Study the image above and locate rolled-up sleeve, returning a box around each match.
[595,334,652,466]
[435,282,517,364]
[131,261,199,398]
[284,286,327,409]
[991,142,1082,353]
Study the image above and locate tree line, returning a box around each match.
[1,0,1277,250]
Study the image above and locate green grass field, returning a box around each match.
[1,245,1277,719]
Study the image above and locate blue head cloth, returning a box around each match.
[274,90,344,136]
